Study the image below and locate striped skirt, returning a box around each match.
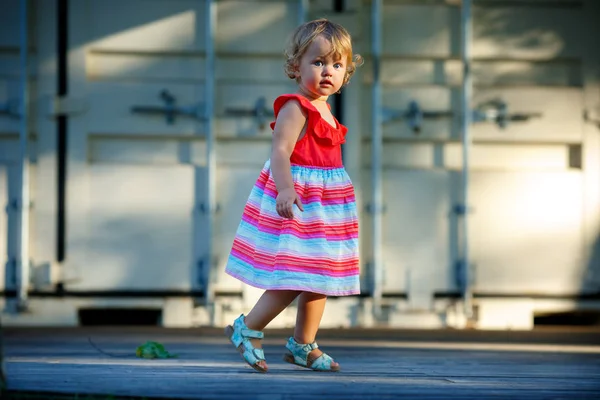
[225,160,360,296]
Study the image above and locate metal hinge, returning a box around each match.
[131,89,205,125]
[225,96,274,130]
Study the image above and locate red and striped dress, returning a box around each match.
[225,94,360,296]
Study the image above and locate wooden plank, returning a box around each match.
[4,330,600,399]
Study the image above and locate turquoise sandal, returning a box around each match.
[224,314,268,373]
[282,337,340,372]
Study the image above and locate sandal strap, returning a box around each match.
[241,328,264,340]
[227,315,267,368]
[302,342,318,353]
[285,337,336,371]
[287,337,318,352]
[285,337,319,366]
[242,341,266,364]
[231,314,264,348]
[309,352,335,371]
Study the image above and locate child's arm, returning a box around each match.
[271,100,306,219]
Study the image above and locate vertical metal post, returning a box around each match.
[371,0,383,316]
[459,0,474,319]
[204,0,217,303]
[16,0,31,310]
[298,0,308,25]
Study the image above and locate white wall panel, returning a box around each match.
[213,167,263,292]
[382,4,458,57]
[470,171,584,293]
[83,165,195,290]
[88,0,206,52]
[88,136,271,167]
[473,5,584,59]
[87,82,203,135]
[365,59,581,87]
[472,87,584,142]
[360,170,455,294]
[216,1,298,54]
[380,3,584,59]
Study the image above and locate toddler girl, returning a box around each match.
[224,18,362,373]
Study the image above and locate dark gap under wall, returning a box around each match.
[78,308,162,326]
[534,311,600,326]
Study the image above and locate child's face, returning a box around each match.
[295,35,347,100]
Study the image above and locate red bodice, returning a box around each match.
[269,94,348,168]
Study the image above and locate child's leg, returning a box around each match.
[245,289,300,330]
[293,292,339,368]
[241,289,300,370]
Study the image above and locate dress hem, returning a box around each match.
[225,270,361,297]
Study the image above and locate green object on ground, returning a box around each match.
[135,341,177,359]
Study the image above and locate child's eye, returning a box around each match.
[313,60,323,66]
[334,63,343,69]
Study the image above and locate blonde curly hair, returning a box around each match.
[284,19,363,87]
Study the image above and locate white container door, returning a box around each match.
[65,0,209,292]
[360,0,600,308]
[64,0,303,296]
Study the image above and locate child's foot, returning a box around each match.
[236,336,268,371]
[283,337,340,372]
[248,338,268,371]
[225,314,268,373]
[305,347,340,370]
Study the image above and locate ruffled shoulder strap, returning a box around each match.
[269,94,347,146]
[269,94,319,131]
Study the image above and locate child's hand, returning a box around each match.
[275,188,304,219]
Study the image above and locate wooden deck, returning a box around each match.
[3,327,600,399]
